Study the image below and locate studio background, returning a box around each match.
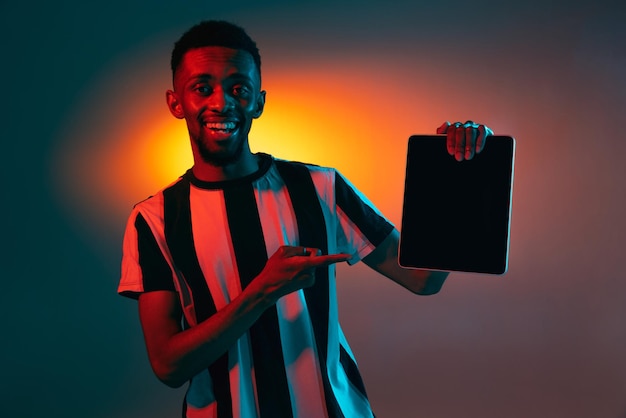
[2,1,625,417]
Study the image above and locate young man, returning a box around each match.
[118,20,492,418]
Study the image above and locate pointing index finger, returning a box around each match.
[305,252,352,267]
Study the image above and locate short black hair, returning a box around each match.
[171,20,261,78]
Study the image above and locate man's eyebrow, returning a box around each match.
[225,73,255,83]
[188,73,254,83]
[187,74,213,83]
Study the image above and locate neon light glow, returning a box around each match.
[52,54,449,235]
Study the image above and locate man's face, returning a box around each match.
[168,46,265,166]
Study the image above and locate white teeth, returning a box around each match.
[205,122,236,130]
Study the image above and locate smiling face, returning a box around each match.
[166,46,266,177]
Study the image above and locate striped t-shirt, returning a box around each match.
[118,153,394,418]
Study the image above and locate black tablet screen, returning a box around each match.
[398,135,515,274]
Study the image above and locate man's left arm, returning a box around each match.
[362,228,448,295]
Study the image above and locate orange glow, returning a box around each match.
[52,54,453,237]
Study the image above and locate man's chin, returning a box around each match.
[198,144,244,167]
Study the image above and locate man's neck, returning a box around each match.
[191,152,260,182]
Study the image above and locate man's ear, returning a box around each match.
[166,90,185,119]
[253,90,266,118]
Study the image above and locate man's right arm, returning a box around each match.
[138,246,350,388]
[138,283,272,388]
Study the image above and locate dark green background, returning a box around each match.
[2,1,625,417]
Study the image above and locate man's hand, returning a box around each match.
[437,121,494,161]
[258,246,351,301]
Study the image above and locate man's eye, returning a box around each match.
[233,85,250,96]
[195,86,211,94]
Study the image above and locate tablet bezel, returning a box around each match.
[398,134,515,275]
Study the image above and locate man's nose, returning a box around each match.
[208,88,232,112]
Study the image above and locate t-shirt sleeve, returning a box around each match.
[118,211,176,299]
[334,170,395,264]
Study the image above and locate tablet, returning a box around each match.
[398,134,515,275]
